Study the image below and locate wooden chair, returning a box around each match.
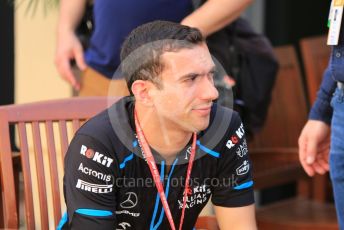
[249,45,309,191]
[0,96,219,229]
[249,45,338,229]
[0,97,119,229]
[300,35,332,203]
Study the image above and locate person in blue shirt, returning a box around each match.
[55,0,253,96]
[298,6,344,229]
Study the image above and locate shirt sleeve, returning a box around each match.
[211,113,255,207]
[62,134,119,229]
[309,65,336,125]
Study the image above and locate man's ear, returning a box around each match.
[131,80,154,106]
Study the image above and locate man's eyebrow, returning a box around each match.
[178,66,216,81]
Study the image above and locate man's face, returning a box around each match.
[149,43,219,132]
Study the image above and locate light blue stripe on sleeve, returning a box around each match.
[234,180,254,190]
[75,209,113,217]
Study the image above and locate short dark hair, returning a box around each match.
[120,20,204,95]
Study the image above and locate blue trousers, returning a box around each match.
[330,86,344,230]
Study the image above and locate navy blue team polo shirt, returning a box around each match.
[58,97,255,229]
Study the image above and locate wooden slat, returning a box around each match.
[4,97,119,123]
[58,120,69,167]
[32,122,49,229]
[313,175,327,202]
[45,121,62,226]
[298,180,312,199]
[18,122,35,230]
[0,118,18,228]
[72,119,81,135]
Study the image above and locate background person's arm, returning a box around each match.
[298,120,330,176]
[181,0,253,37]
[55,0,87,90]
[214,204,257,230]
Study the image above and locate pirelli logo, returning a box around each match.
[76,179,113,194]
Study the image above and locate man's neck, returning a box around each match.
[134,103,192,163]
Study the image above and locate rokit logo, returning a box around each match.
[80,145,113,167]
[76,179,113,193]
[78,163,112,182]
[236,139,248,157]
[177,184,211,209]
[236,160,250,175]
[226,123,245,149]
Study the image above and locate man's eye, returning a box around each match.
[185,76,198,82]
[190,76,197,81]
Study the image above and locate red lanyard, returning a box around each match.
[134,110,197,230]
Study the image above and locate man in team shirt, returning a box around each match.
[59,21,256,230]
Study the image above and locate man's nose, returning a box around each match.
[200,76,219,101]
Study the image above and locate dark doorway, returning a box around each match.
[265,0,329,46]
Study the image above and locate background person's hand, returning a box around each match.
[55,30,87,90]
[298,120,330,176]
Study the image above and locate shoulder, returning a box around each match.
[195,104,244,160]
[204,104,243,142]
[78,109,113,136]
[209,103,241,126]
[76,109,116,150]
[74,97,136,158]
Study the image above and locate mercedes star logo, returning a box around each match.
[120,192,138,209]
